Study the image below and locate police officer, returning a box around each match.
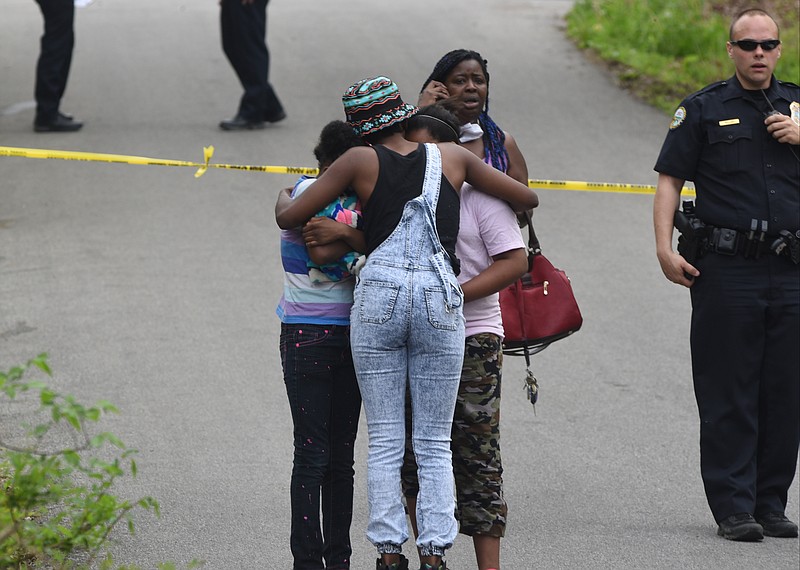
[653,8,799,542]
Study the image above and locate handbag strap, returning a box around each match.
[521,209,541,271]
[517,209,539,361]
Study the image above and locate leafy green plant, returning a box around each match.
[0,354,201,569]
[566,0,800,113]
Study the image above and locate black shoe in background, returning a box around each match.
[717,513,764,541]
[219,114,266,131]
[34,112,83,132]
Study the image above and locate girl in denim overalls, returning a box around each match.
[276,76,538,570]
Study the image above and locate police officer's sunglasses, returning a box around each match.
[729,39,781,51]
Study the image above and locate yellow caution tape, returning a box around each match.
[528,179,695,197]
[0,145,695,196]
[0,145,319,179]
[1,144,217,178]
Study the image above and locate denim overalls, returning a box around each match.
[351,143,465,557]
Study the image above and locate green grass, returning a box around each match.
[566,0,800,113]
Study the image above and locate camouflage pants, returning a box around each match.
[402,333,507,537]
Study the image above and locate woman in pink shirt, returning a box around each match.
[401,49,531,570]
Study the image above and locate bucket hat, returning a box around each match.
[342,76,418,136]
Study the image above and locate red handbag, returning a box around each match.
[499,211,582,404]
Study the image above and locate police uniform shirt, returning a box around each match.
[655,75,800,234]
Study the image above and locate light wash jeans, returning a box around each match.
[351,143,464,557]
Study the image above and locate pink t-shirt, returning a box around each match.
[456,184,526,339]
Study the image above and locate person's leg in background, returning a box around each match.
[219,0,284,130]
[34,0,81,131]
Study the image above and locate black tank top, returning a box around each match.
[363,143,460,274]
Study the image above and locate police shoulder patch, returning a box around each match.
[670,106,687,130]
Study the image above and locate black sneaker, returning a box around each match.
[420,562,447,570]
[756,512,799,538]
[717,513,764,541]
[376,554,409,570]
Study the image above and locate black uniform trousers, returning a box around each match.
[34,0,75,124]
[220,0,284,122]
[690,251,800,523]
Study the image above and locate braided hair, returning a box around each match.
[421,49,509,173]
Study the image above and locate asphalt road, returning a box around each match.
[1,1,798,569]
